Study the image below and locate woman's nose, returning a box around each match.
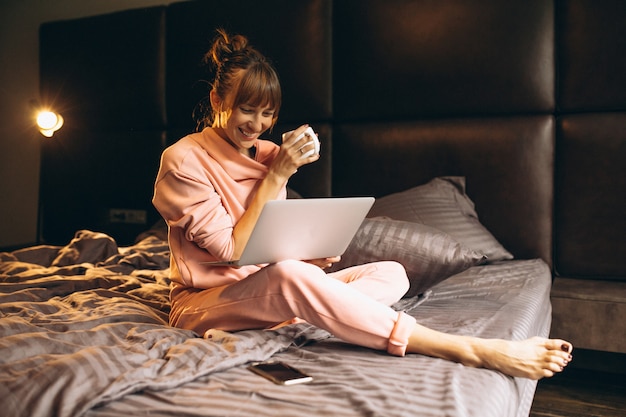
[250,114,265,131]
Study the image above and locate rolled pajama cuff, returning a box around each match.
[387,311,416,356]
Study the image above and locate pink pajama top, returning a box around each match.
[152,127,286,290]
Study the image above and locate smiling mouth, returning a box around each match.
[239,128,257,140]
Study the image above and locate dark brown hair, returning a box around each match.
[197,29,281,130]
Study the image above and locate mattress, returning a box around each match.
[0,231,551,417]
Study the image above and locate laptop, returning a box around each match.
[202,197,374,267]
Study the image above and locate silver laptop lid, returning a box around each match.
[204,197,374,266]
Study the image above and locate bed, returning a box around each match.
[5,0,626,416]
[1,176,553,417]
[0,214,551,417]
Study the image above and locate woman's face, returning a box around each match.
[218,103,276,154]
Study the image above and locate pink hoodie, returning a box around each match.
[153,128,286,289]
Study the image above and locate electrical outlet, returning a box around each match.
[108,208,147,224]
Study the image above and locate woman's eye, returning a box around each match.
[240,106,273,117]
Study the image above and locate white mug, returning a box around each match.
[283,126,320,158]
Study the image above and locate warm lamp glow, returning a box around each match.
[36,110,64,137]
[37,111,59,129]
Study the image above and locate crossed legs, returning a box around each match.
[171,259,572,379]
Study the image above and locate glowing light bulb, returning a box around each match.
[36,110,64,137]
[37,111,59,129]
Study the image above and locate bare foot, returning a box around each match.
[476,337,573,379]
[406,323,573,379]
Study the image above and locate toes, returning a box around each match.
[545,338,573,354]
[546,353,570,374]
[558,341,573,354]
[542,369,555,379]
[551,361,565,374]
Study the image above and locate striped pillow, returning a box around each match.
[368,177,513,262]
[332,217,486,297]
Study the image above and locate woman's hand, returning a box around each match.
[304,256,341,270]
[268,124,320,180]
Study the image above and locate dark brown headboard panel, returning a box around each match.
[333,117,555,263]
[39,7,167,245]
[333,0,555,121]
[555,113,626,277]
[554,0,626,280]
[40,7,167,131]
[331,0,556,264]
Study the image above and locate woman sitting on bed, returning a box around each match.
[152,29,572,380]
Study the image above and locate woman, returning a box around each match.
[153,29,572,379]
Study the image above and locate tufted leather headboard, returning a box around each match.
[39,0,626,283]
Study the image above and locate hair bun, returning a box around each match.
[206,29,249,69]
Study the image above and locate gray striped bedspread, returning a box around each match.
[0,230,551,417]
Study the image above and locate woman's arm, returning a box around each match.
[230,124,320,260]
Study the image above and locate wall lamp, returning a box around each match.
[37,110,64,137]
[31,100,64,137]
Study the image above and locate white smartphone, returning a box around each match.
[247,361,313,385]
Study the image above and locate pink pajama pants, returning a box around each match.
[169,260,417,356]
